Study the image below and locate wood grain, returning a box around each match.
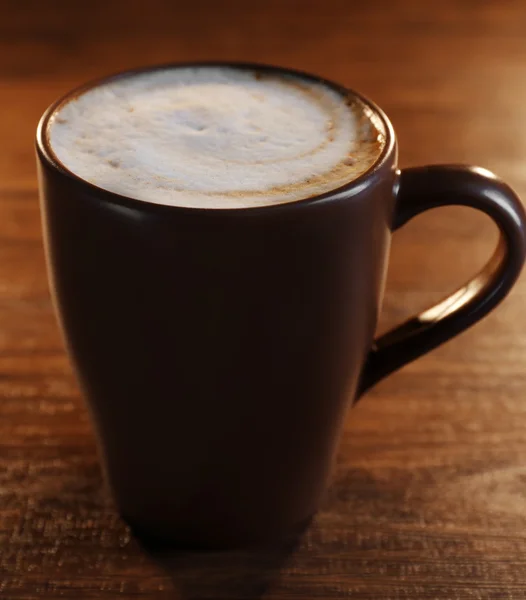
[2,0,526,597]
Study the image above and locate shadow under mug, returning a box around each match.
[36,63,526,549]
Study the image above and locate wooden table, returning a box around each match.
[2,1,526,597]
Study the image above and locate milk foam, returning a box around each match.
[47,67,385,208]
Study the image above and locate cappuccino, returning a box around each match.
[47,66,385,208]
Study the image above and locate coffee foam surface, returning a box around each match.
[47,67,384,208]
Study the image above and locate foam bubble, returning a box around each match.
[47,67,384,208]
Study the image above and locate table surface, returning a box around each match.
[2,1,526,598]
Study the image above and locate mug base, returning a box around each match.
[123,513,314,551]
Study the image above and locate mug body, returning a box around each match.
[37,63,397,547]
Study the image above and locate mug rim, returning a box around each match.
[36,61,396,215]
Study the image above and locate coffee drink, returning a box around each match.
[46,66,385,208]
[38,63,526,547]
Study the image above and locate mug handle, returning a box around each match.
[358,165,526,396]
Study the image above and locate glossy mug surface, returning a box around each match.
[36,63,526,548]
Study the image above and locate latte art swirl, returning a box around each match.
[47,67,385,208]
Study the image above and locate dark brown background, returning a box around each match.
[2,0,526,598]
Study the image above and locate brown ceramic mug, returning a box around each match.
[36,63,526,548]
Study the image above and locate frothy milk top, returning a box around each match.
[47,67,385,208]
